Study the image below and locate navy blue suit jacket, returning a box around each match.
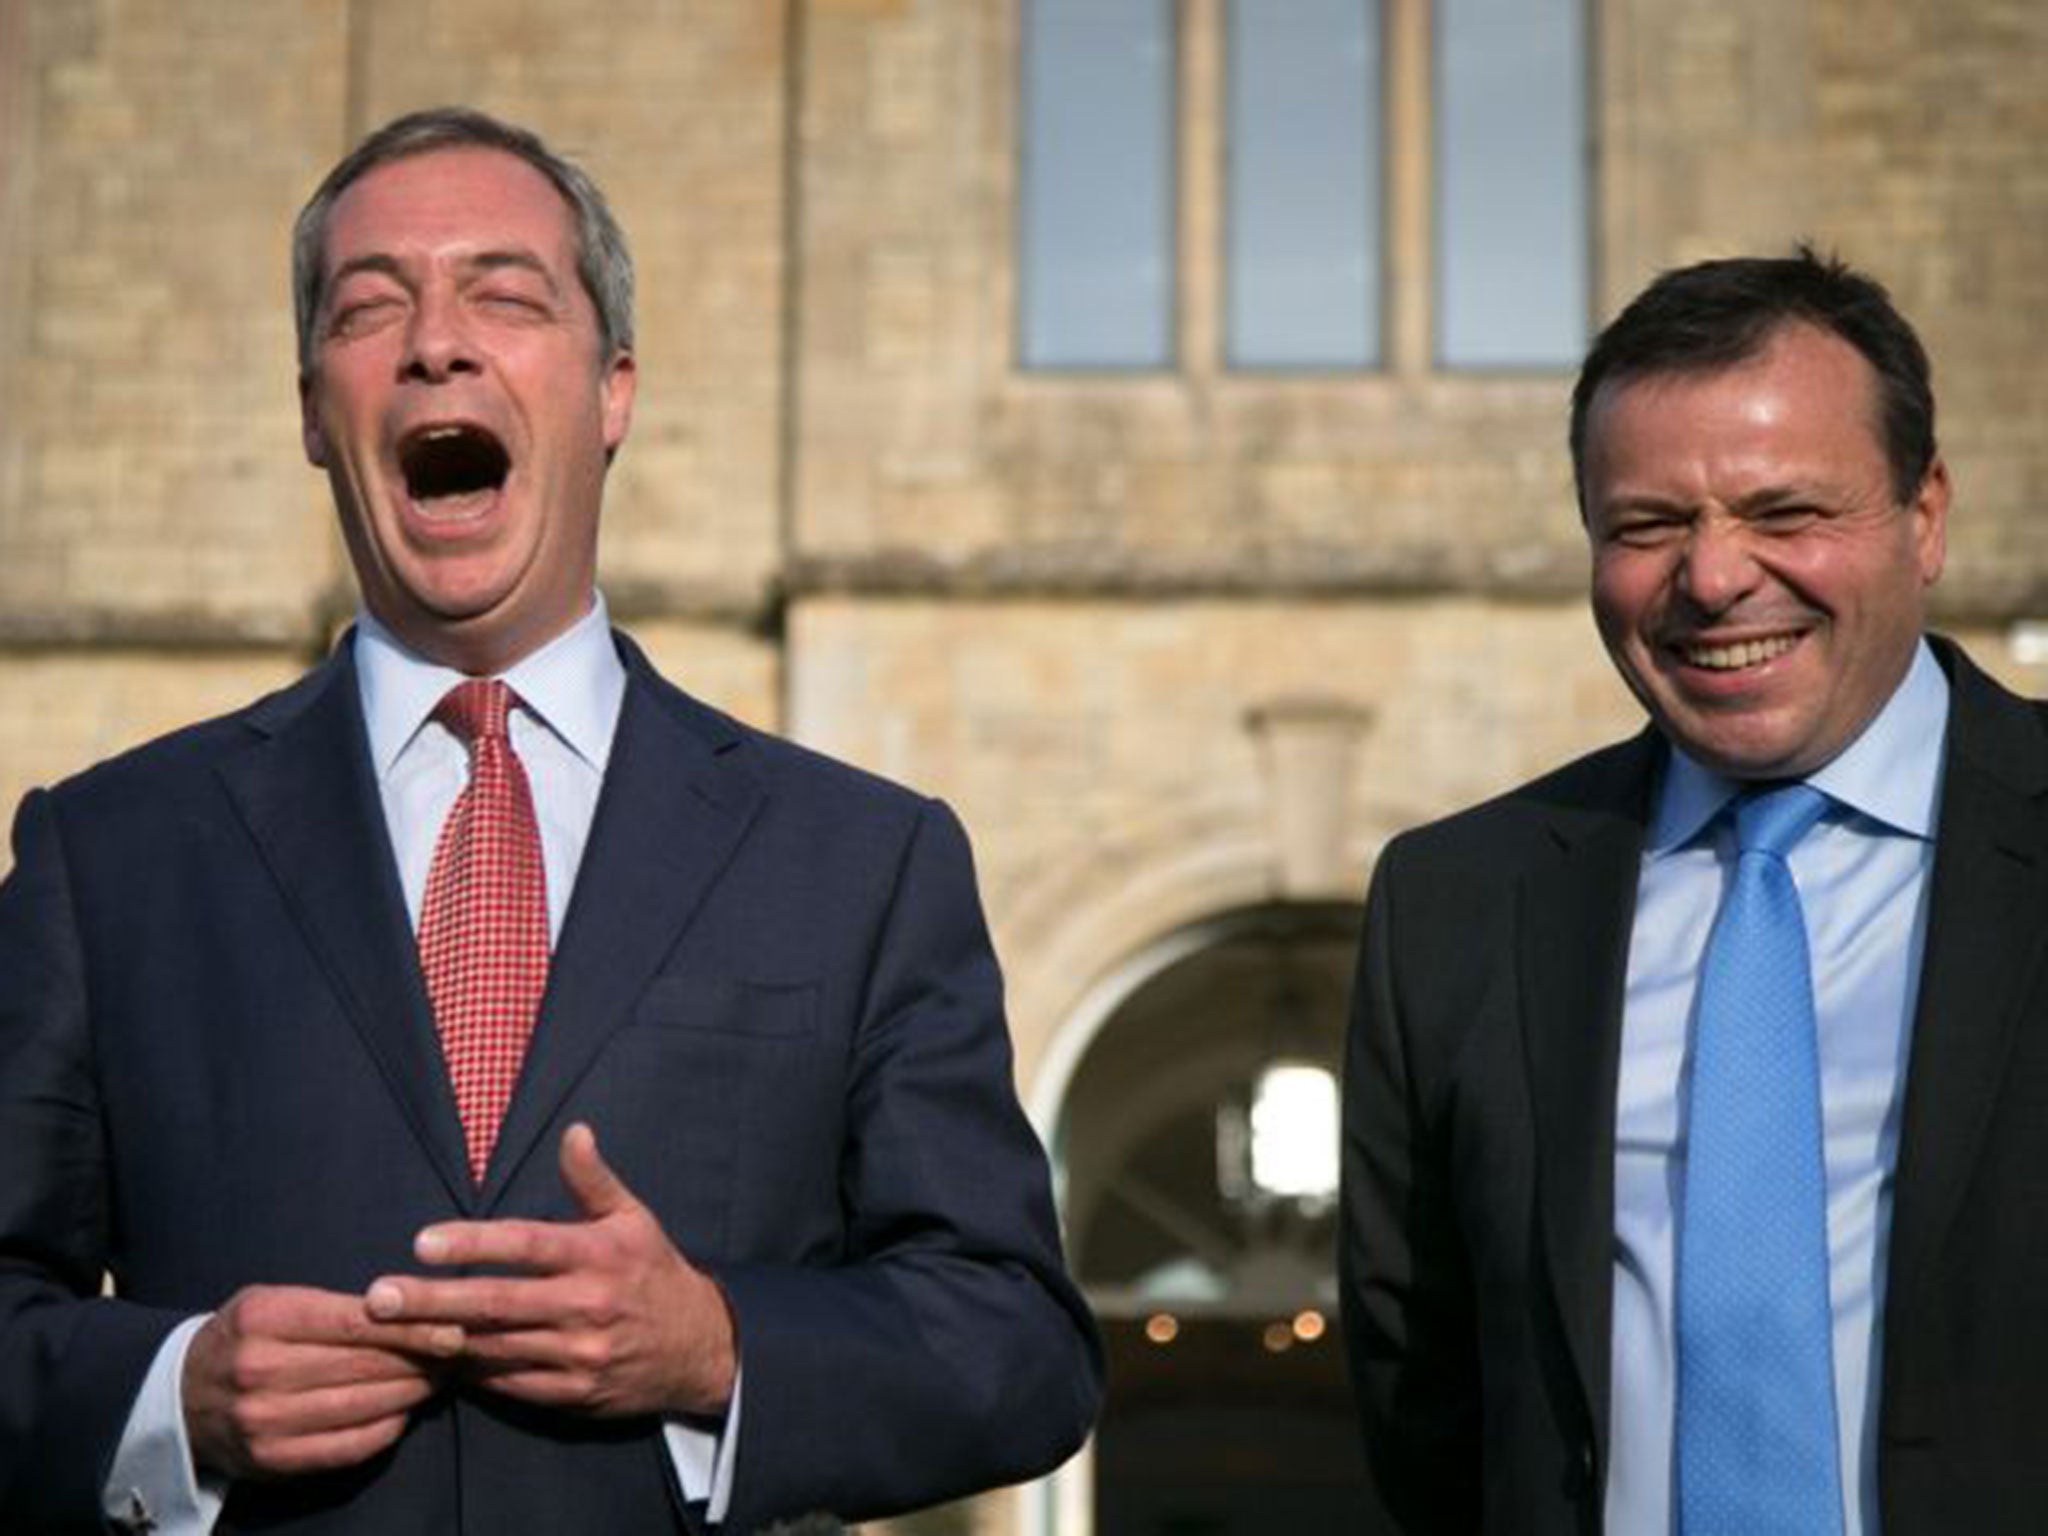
[0,632,1100,1533]
[1341,638,2048,1533]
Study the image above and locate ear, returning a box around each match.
[600,348,636,457]
[299,370,329,469]
[1910,456,1950,586]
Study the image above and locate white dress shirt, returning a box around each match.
[104,596,739,1531]
[1604,640,1950,1536]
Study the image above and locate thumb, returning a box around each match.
[559,1121,636,1219]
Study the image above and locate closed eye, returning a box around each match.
[472,287,558,324]
[328,296,404,338]
[1605,514,1688,549]
[1749,503,1822,533]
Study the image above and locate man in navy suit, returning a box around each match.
[0,107,1099,1534]
[1341,250,2048,1533]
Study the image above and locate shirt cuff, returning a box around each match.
[104,1314,228,1535]
[662,1365,742,1525]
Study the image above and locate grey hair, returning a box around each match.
[291,106,634,369]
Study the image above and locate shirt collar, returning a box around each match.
[1647,637,1950,853]
[354,593,626,778]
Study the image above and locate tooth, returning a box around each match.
[1683,635,1795,669]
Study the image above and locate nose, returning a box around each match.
[400,288,479,382]
[1675,515,1760,615]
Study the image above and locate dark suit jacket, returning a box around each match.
[1340,638,2048,1534]
[0,632,1101,1534]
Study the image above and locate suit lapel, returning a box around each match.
[1517,733,1658,1454]
[217,644,476,1208]
[1884,647,2048,1431]
[480,643,765,1206]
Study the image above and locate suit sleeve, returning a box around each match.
[1340,833,1483,1534]
[709,799,1102,1529]
[0,789,191,1528]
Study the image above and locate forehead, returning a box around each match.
[321,147,578,274]
[1585,324,1886,469]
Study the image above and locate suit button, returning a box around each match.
[1563,1441,1597,1498]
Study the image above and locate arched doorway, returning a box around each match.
[1052,902,1371,1534]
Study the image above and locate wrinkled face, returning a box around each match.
[1582,323,1947,780]
[300,147,635,674]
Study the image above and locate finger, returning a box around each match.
[464,1362,602,1410]
[239,1373,438,1443]
[447,1325,594,1370]
[245,1411,414,1479]
[412,1217,582,1272]
[319,1309,467,1360]
[230,1337,451,1394]
[559,1121,637,1221]
[223,1287,464,1359]
[367,1273,572,1331]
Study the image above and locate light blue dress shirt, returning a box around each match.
[1604,640,1950,1536]
[104,596,739,1530]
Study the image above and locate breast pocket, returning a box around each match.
[632,974,819,1038]
[589,975,831,1259]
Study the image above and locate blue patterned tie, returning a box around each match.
[1677,782,1843,1535]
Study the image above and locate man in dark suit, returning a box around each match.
[0,108,1099,1534]
[1341,250,2048,1533]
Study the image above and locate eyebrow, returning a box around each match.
[1597,482,1826,521]
[463,249,563,293]
[1596,493,1692,519]
[1727,483,1820,513]
[325,252,408,292]
[324,248,564,297]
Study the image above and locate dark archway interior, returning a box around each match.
[1057,903,1373,1534]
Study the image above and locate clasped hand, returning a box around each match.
[185,1123,735,1479]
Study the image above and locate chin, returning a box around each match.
[399,560,521,614]
[1688,738,1815,781]
[1656,710,1803,779]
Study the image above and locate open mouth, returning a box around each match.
[398,424,510,510]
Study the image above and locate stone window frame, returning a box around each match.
[1014,0,1597,382]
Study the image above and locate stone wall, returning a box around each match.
[787,0,2048,616]
[0,0,344,646]
[1,5,2044,1527]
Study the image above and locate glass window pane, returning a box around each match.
[1018,0,1176,369]
[1436,0,1588,369]
[1226,0,1381,370]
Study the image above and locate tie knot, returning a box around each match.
[1733,781,1828,858]
[434,678,515,747]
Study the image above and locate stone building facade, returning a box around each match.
[2,1,2045,1531]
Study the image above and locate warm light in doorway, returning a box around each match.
[1249,1061,1340,1202]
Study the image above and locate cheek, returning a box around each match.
[312,393,378,470]
[1590,557,1658,642]
[1766,537,1901,619]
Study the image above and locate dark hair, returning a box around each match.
[1569,246,1935,508]
[291,106,634,369]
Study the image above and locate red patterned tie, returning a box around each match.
[419,679,549,1182]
